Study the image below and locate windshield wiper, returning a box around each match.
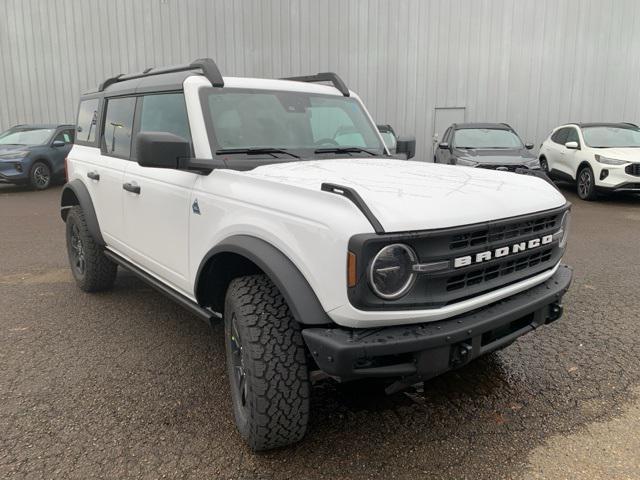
[314,146,379,156]
[216,147,300,159]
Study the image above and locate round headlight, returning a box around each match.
[559,210,571,249]
[368,244,417,300]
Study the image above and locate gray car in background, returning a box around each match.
[434,122,540,171]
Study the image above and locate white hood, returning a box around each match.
[242,158,567,232]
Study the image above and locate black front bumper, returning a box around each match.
[303,264,572,382]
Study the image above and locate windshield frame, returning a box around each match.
[452,128,524,149]
[0,127,55,147]
[198,86,389,160]
[581,125,640,148]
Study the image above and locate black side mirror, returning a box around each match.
[438,142,450,150]
[525,143,534,150]
[52,140,66,147]
[396,136,416,159]
[136,132,190,169]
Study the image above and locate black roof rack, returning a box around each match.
[98,58,224,92]
[282,72,350,97]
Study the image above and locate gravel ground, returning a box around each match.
[1,182,639,479]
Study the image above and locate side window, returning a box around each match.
[76,99,99,143]
[565,128,580,145]
[53,129,75,144]
[551,128,569,145]
[139,93,192,143]
[102,97,136,158]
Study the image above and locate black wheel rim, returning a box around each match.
[229,313,248,411]
[33,164,50,188]
[70,223,86,275]
[578,169,592,198]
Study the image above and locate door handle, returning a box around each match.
[87,171,100,181]
[122,182,141,194]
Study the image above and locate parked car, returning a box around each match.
[434,122,539,171]
[0,124,75,189]
[61,59,572,451]
[539,122,640,200]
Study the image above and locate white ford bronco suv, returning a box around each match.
[61,59,573,450]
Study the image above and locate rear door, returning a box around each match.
[546,127,570,175]
[120,92,198,294]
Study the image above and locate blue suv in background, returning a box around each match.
[0,124,75,189]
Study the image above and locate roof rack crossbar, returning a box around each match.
[97,58,224,92]
[283,72,350,97]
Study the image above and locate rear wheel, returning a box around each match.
[30,161,51,190]
[539,157,549,173]
[65,206,117,292]
[224,274,310,451]
[577,165,597,200]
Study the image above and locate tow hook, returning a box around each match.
[450,342,472,367]
[546,303,563,324]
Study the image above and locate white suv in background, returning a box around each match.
[539,122,640,200]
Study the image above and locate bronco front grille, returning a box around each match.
[450,215,558,250]
[347,205,568,311]
[446,248,554,292]
[625,163,640,176]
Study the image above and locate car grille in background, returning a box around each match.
[477,164,525,172]
[625,163,640,176]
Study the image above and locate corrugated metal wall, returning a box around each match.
[1,0,639,159]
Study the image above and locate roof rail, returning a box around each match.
[282,72,350,97]
[98,58,224,92]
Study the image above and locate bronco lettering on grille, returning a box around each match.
[453,234,554,268]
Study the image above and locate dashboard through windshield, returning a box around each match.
[200,88,386,158]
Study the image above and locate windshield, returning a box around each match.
[453,128,523,149]
[0,128,54,146]
[202,88,385,157]
[581,126,640,148]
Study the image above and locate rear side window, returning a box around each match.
[102,97,136,158]
[76,99,99,144]
[139,93,192,142]
[551,128,570,145]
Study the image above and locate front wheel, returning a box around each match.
[30,161,51,190]
[65,206,117,291]
[224,274,310,451]
[577,165,597,201]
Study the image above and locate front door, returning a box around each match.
[120,92,198,295]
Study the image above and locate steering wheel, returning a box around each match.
[314,138,339,146]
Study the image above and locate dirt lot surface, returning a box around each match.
[1,183,639,479]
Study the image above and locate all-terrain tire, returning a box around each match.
[224,274,310,451]
[65,206,117,292]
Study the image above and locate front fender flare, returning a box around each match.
[195,235,332,325]
[60,179,105,246]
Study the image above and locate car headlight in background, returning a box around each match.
[456,157,479,167]
[368,243,417,300]
[0,151,29,160]
[558,210,571,249]
[595,155,627,166]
